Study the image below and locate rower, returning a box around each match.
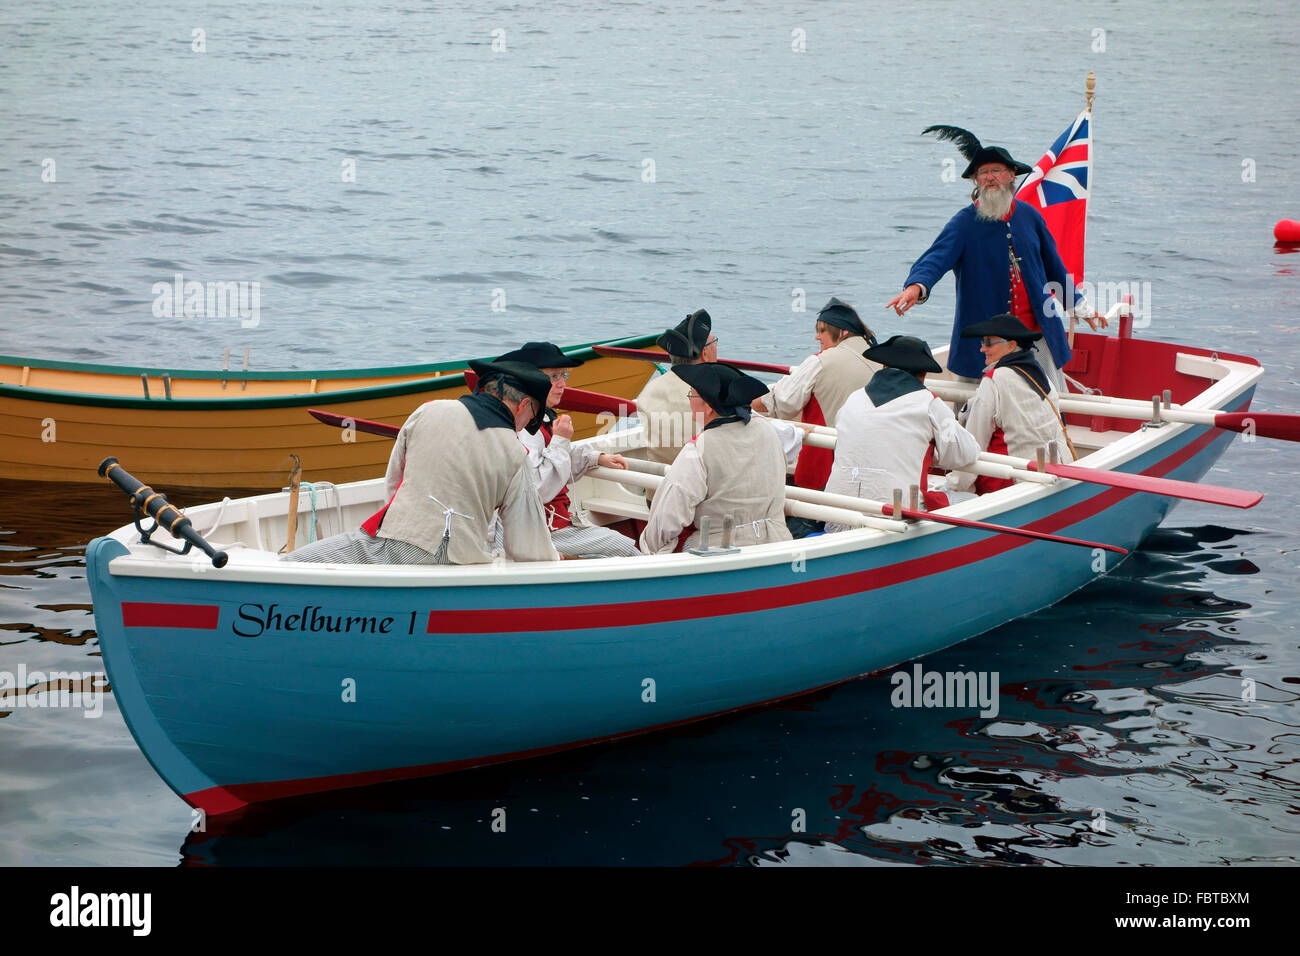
[823,334,980,532]
[495,341,641,558]
[751,297,882,492]
[953,313,1077,495]
[284,360,559,564]
[634,309,717,467]
[639,363,792,554]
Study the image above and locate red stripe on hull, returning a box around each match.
[122,602,220,629]
[425,413,1238,635]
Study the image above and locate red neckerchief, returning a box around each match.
[361,481,399,536]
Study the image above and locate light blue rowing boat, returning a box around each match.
[85,331,1267,817]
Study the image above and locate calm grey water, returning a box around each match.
[1,0,1297,865]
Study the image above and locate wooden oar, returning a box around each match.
[592,345,791,375]
[927,379,1300,443]
[591,465,900,533]
[608,344,1300,444]
[798,427,1262,509]
[463,370,637,416]
[309,409,400,438]
[309,405,1261,510]
[592,463,1127,553]
[609,344,1300,444]
[988,452,1264,509]
[307,381,638,441]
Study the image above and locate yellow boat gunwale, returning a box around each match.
[0,333,660,411]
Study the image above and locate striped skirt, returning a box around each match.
[491,519,641,558]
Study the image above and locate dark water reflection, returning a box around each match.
[2,473,1296,865]
[175,526,1299,867]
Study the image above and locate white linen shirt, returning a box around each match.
[824,386,980,525]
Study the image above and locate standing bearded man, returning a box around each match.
[885,126,1105,390]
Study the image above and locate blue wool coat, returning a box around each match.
[904,202,1081,378]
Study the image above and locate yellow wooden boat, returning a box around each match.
[0,334,657,488]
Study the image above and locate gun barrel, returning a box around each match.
[97,457,229,568]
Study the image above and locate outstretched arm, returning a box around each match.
[761,353,821,420]
[893,211,967,315]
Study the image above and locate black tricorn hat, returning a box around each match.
[960,314,1043,345]
[496,341,584,369]
[467,359,553,432]
[921,125,1032,179]
[657,309,712,359]
[816,297,871,340]
[962,145,1032,179]
[671,362,766,416]
[864,334,942,374]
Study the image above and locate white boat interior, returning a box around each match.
[97,347,1261,586]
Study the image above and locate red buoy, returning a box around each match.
[1275,219,1300,243]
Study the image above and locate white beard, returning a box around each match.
[975,181,1015,221]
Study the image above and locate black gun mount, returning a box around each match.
[97,457,229,568]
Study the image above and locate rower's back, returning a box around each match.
[688,417,792,550]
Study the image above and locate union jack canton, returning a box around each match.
[1016,109,1091,283]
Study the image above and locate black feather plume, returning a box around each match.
[922,125,982,162]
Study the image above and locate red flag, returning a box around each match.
[1017,109,1091,282]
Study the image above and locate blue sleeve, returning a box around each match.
[905,210,967,294]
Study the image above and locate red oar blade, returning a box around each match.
[465,369,636,416]
[561,388,636,416]
[308,408,400,438]
[1039,462,1263,509]
[592,345,791,375]
[883,504,1128,553]
[1213,412,1300,443]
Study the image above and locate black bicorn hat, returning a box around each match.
[657,309,712,359]
[671,362,766,416]
[467,359,553,432]
[496,341,584,369]
[863,334,943,374]
[921,125,1033,179]
[816,297,872,340]
[960,314,1043,345]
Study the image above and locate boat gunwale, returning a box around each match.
[0,333,659,410]
[95,347,1262,589]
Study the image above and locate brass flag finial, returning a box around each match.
[1086,71,1096,112]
